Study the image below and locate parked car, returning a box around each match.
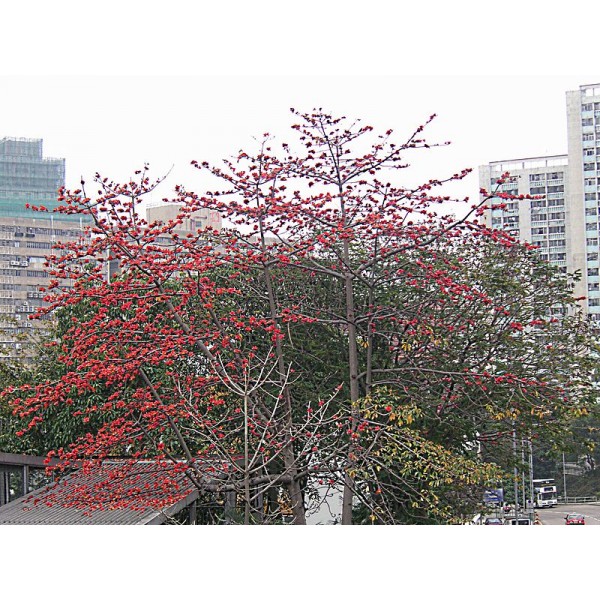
[564,513,585,525]
[484,517,503,525]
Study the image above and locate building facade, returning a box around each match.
[0,137,87,358]
[480,83,600,320]
[146,203,222,235]
[566,84,600,321]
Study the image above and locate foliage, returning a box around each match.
[2,109,598,524]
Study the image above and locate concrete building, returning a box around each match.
[0,137,87,358]
[480,83,600,320]
[146,203,222,234]
[478,154,577,315]
[566,83,600,321]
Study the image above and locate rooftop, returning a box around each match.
[0,460,202,525]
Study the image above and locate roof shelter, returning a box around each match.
[0,452,57,507]
[0,458,232,525]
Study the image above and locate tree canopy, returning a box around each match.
[2,109,598,524]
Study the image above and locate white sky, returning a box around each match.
[0,2,598,213]
[1,75,593,204]
[2,0,598,592]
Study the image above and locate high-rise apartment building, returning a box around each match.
[566,84,600,320]
[479,155,569,268]
[480,83,600,321]
[0,137,87,358]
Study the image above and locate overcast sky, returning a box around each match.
[2,0,599,591]
[1,2,599,214]
[1,75,594,207]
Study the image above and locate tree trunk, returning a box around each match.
[258,200,306,525]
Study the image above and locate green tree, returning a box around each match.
[3,110,598,524]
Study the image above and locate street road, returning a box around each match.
[537,503,600,525]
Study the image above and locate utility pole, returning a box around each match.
[513,428,519,520]
[528,439,535,522]
[562,452,568,503]
[521,440,527,511]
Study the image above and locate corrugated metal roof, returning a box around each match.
[0,461,204,525]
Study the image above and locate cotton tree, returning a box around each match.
[4,109,597,524]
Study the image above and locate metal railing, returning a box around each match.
[557,496,598,504]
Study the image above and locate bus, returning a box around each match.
[533,478,558,508]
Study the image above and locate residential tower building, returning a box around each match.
[480,83,600,321]
[566,83,600,320]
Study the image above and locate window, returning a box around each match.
[584,133,595,141]
[530,186,545,195]
[548,198,564,207]
[529,173,545,182]
[549,226,565,233]
[531,214,547,222]
[586,193,597,201]
[589,299,600,307]
[531,227,546,235]
[586,207,598,216]
[588,238,599,246]
[25,242,52,249]
[549,239,566,247]
[587,222,597,230]
[585,178,596,186]
[583,103,594,111]
[531,200,546,208]
[549,212,565,220]
[587,255,599,264]
[589,283,599,292]
[583,118,594,126]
